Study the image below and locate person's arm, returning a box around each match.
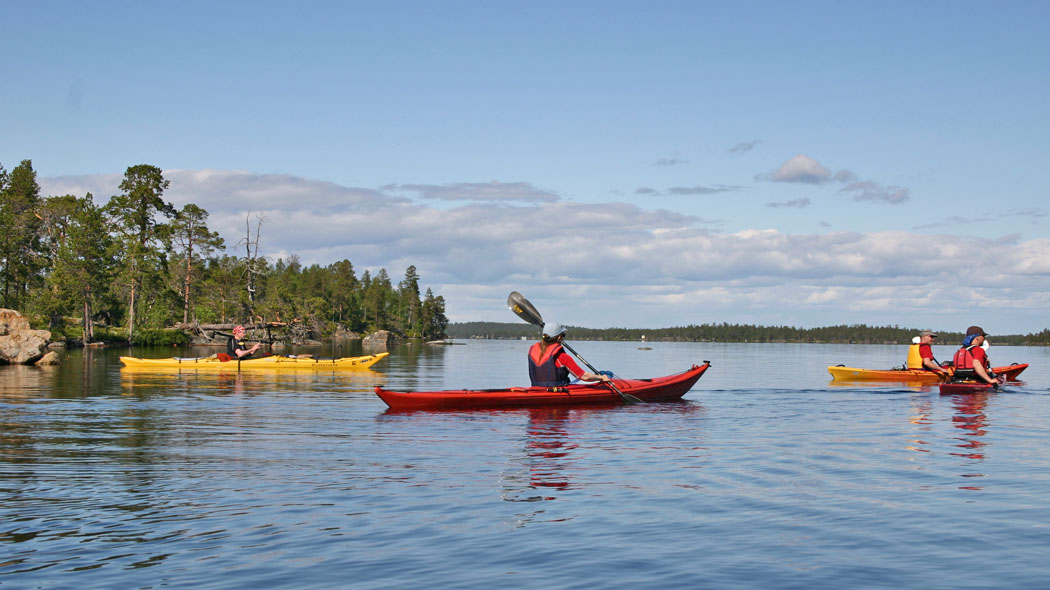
[557,352,610,382]
[972,363,996,384]
[971,350,995,384]
[923,358,945,372]
[234,341,262,358]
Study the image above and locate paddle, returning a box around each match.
[507,291,643,404]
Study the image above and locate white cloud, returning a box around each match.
[839,180,910,204]
[763,154,833,184]
[386,181,560,203]
[759,155,910,206]
[37,169,1050,333]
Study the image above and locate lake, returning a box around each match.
[2,340,1049,589]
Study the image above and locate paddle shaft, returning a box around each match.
[558,341,644,404]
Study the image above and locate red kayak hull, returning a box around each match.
[939,382,997,395]
[374,363,711,411]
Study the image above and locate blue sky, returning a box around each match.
[4,1,1048,335]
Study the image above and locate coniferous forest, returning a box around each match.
[0,160,448,345]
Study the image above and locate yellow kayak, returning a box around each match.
[828,363,1027,382]
[119,352,389,371]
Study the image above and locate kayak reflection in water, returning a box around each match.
[951,392,991,466]
[527,322,611,387]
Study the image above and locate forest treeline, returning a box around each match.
[447,322,1050,346]
[0,160,448,345]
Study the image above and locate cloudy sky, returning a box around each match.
[4,1,1048,334]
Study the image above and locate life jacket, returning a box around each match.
[528,342,570,387]
[952,345,978,370]
[906,344,923,369]
[227,338,254,359]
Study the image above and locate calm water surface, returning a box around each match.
[2,341,1049,589]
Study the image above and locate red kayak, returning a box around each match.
[939,381,1000,395]
[374,363,711,411]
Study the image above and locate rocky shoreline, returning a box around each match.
[0,309,56,365]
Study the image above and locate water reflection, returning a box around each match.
[905,394,933,454]
[828,378,935,391]
[0,365,55,399]
[0,347,110,400]
[499,402,705,504]
[949,393,990,459]
[520,408,579,492]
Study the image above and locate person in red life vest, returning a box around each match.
[907,329,946,373]
[528,322,611,387]
[951,326,998,385]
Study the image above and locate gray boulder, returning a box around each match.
[0,309,52,365]
[363,330,396,348]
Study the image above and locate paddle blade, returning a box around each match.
[507,291,544,327]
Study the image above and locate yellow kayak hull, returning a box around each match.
[828,363,1027,382]
[119,352,389,371]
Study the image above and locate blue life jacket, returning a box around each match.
[529,342,570,387]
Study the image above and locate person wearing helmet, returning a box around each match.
[528,322,611,387]
[951,326,998,385]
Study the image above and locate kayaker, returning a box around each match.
[906,330,946,373]
[227,325,262,359]
[528,322,612,387]
[951,326,998,385]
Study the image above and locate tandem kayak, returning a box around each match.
[119,352,389,371]
[828,363,1027,383]
[374,362,712,411]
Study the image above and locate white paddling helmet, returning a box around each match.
[543,322,567,339]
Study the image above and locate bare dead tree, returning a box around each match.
[237,213,266,320]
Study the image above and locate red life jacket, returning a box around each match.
[528,342,570,387]
[952,345,979,370]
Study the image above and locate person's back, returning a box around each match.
[528,339,570,387]
[526,322,609,388]
[952,326,996,384]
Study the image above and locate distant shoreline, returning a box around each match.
[446,321,1050,346]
